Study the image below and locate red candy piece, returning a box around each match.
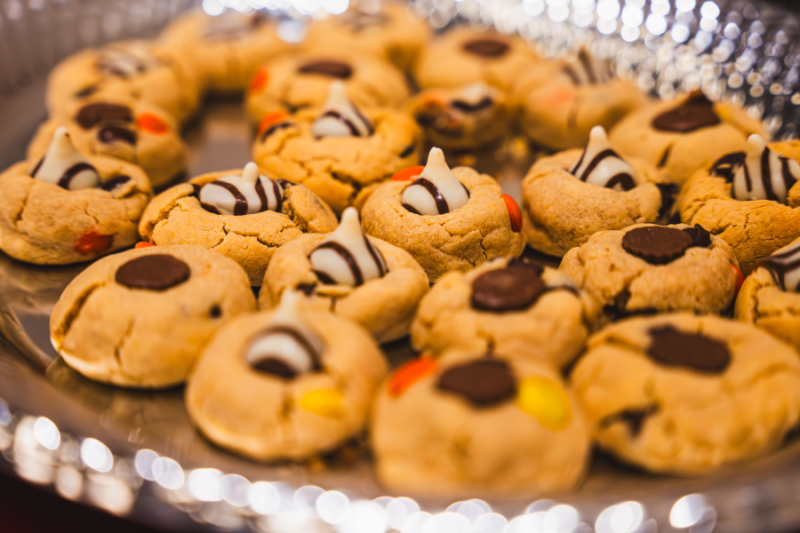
[388,357,438,398]
[732,264,744,295]
[257,111,289,137]
[135,242,155,249]
[136,113,168,135]
[391,165,425,182]
[75,232,113,255]
[249,69,268,94]
[503,194,522,233]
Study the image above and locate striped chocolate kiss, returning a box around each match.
[31,126,100,191]
[757,239,800,293]
[401,147,470,216]
[309,207,387,287]
[732,134,799,205]
[311,81,374,139]
[198,162,284,216]
[569,126,635,192]
[246,292,325,379]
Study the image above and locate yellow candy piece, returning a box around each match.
[515,376,571,430]
[301,388,345,419]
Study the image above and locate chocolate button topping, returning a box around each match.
[76,103,132,129]
[471,260,546,311]
[462,38,510,58]
[298,60,353,80]
[682,224,711,248]
[115,254,191,291]
[622,226,693,264]
[647,325,730,373]
[651,91,721,133]
[436,359,516,407]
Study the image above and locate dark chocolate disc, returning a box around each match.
[76,103,132,129]
[682,224,711,248]
[298,60,353,79]
[471,260,546,311]
[647,325,730,373]
[115,254,191,291]
[436,359,516,407]
[98,126,137,145]
[651,91,721,133]
[462,38,510,58]
[622,226,693,264]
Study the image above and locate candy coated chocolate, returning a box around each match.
[622,226,692,264]
[471,260,545,311]
[647,326,730,373]
[115,254,191,291]
[436,359,516,407]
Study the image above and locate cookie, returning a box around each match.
[303,1,431,71]
[259,208,429,343]
[609,90,762,185]
[50,244,256,388]
[521,126,674,257]
[411,257,598,368]
[186,291,387,461]
[570,313,800,475]
[513,47,645,150]
[245,51,409,125]
[139,162,338,286]
[414,28,539,93]
[28,98,187,190]
[735,236,800,351]
[361,147,525,283]
[252,81,419,215]
[371,349,590,498]
[676,134,800,273]
[159,8,295,94]
[560,223,740,321]
[0,128,152,265]
[410,83,509,150]
[46,40,200,124]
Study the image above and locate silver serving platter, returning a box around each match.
[2,1,800,532]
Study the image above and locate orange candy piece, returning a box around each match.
[136,113,169,135]
[135,242,155,249]
[257,111,289,137]
[388,357,438,398]
[249,69,268,93]
[732,264,745,295]
[503,194,522,233]
[391,165,425,182]
[75,232,113,255]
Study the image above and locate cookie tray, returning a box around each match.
[4,1,800,532]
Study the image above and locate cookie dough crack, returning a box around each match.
[113,318,136,369]
[53,282,104,341]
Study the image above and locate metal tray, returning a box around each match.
[3,1,800,532]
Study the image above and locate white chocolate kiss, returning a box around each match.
[246,291,325,377]
[732,134,800,205]
[32,126,100,190]
[311,81,373,139]
[562,47,613,85]
[198,162,284,216]
[309,207,387,287]
[569,126,636,192]
[98,43,158,77]
[401,147,470,216]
